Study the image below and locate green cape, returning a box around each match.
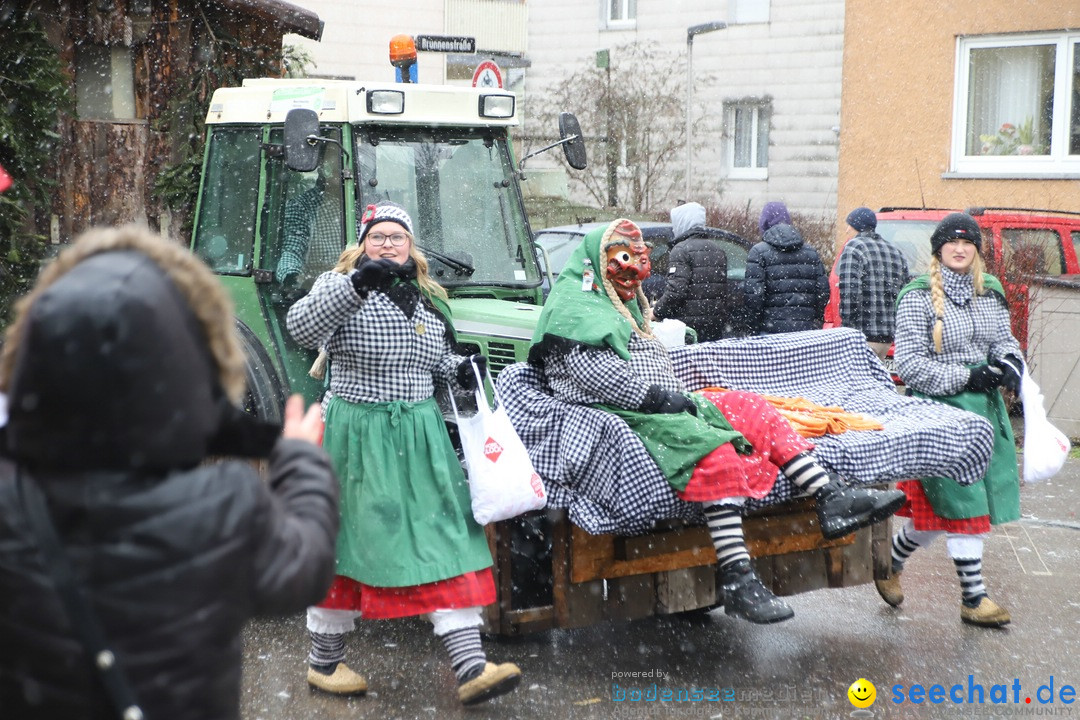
[896,272,1006,307]
[601,394,751,492]
[529,224,645,363]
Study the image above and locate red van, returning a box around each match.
[825,207,1080,371]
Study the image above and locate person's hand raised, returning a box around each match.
[282,393,323,445]
[351,258,399,297]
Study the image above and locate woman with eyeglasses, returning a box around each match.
[286,201,521,706]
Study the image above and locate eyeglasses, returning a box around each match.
[366,232,409,247]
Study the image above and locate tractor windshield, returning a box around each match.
[354,127,540,288]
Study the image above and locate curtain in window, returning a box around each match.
[966,44,1054,156]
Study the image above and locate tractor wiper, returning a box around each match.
[418,245,475,276]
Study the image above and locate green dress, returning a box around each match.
[911,386,1020,524]
[324,396,492,587]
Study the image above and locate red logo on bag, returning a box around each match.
[529,472,544,498]
[484,437,503,463]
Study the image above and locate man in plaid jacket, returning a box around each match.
[838,207,910,361]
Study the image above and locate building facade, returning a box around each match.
[521,0,845,217]
[837,1,1080,241]
[288,0,846,218]
[31,0,320,243]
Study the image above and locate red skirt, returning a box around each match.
[316,568,496,619]
[677,390,815,502]
[895,480,991,534]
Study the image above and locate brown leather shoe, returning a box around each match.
[874,571,904,608]
[961,597,1011,628]
[307,663,368,695]
[458,662,522,706]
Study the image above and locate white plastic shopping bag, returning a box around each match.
[449,361,547,524]
[652,319,687,349]
[1018,368,1071,484]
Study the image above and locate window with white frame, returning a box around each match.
[731,0,770,25]
[725,101,770,179]
[604,0,636,28]
[953,32,1080,175]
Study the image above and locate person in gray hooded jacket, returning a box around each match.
[0,225,339,720]
[651,202,731,342]
[744,201,829,334]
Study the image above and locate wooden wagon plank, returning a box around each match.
[570,514,855,584]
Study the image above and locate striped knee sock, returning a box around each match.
[439,626,487,683]
[704,503,750,570]
[780,452,831,496]
[308,631,346,672]
[953,557,987,606]
[890,524,922,573]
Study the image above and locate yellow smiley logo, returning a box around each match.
[848,678,876,708]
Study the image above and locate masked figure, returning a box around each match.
[527,219,906,624]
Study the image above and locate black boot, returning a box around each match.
[814,478,905,540]
[719,560,794,624]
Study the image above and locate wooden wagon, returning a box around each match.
[480,329,996,635]
[482,504,891,636]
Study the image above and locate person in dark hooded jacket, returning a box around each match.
[650,202,730,342]
[0,225,339,720]
[744,201,829,334]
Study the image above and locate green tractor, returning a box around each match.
[189,77,584,420]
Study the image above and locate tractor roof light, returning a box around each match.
[389,35,417,68]
[367,90,405,115]
[479,94,514,119]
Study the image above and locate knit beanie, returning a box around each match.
[358,201,414,245]
[759,201,791,234]
[930,212,982,256]
[846,206,877,232]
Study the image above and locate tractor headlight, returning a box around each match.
[367,90,404,115]
[478,94,514,119]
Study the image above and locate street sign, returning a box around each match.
[415,35,475,53]
[472,60,503,89]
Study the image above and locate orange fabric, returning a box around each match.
[699,387,884,438]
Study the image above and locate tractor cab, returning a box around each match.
[191,77,583,420]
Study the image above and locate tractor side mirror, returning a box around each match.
[284,108,321,172]
[558,112,587,170]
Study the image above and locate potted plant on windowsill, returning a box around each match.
[979,117,1044,156]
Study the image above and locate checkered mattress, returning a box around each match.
[496,328,995,536]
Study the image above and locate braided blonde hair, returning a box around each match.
[600,275,654,339]
[928,252,987,353]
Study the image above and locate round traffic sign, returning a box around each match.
[472,60,503,89]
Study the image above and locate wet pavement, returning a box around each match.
[241,454,1080,720]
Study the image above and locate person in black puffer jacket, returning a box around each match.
[744,201,829,334]
[651,202,730,342]
[0,225,339,720]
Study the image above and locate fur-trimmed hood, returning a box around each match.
[0,225,256,471]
